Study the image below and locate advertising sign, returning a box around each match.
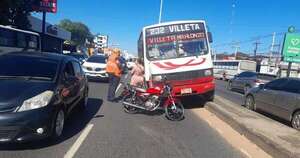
[32,0,57,13]
[283,33,300,63]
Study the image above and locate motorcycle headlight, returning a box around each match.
[17,91,53,112]
[153,75,162,82]
[204,69,213,76]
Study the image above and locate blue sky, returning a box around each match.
[34,0,300,55]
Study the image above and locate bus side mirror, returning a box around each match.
[208,32,213,43]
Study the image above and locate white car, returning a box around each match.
[82,55,108,79]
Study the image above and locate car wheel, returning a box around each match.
[245,95,255,111]
[52,109,65,139]
[291,111,300,130]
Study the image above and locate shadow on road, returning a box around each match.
[0,98,103,150]
[246,107,291,127]
[181,95,207,109]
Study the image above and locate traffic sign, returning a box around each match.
[283,33,300,63]
[288,26,296,33]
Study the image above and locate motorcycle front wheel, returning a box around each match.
[165,101,184,121]
[123,95,138,114]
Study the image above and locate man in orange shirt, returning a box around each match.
[106,48,122,102]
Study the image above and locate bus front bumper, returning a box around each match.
[172,80,215,96]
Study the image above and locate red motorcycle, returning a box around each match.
[120,80,184,121]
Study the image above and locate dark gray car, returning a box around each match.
[245,78,300,130]
[227,71,277,93]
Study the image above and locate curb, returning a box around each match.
[205,97,299,158]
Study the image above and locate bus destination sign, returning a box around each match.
[146,23,205,37]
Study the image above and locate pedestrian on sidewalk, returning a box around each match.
[130,58,144,87]
[106,48,122,102]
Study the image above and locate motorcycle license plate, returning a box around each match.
[181,88,192,94]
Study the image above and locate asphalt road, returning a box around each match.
[0,80,245,158]
[215,80,245,106]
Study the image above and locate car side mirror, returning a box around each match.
[208,32,213,43]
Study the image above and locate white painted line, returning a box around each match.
[64,124,94,158]
[115,84,122,93]
[240,148,252,158]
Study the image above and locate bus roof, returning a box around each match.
[143,20,206,30]
[0,25,40,36]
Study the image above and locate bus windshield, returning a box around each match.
[147,38,208,60]
[144,22,209,61]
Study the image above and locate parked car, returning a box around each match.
[227,71,277,93]
[82,55,108,80]
[0,52,89,142]
[65,52,88,64]
[245,78,300,130]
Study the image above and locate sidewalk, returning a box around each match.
[206,95,300,158]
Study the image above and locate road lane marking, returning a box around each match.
[64,124,94,158]
[191,108,271,158]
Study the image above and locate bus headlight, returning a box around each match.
[204,69,213,76]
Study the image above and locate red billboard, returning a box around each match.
[32,0,57,13]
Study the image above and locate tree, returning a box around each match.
[58,19,93,46]
[0,0,35,30]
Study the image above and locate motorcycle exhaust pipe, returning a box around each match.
[122,101,147,110]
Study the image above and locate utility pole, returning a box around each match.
[158,0,164,23]
[232,42,240,60]
[270,32,276,60]
[253,40,261,61]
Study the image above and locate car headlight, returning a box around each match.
[204,69,213,76]
[17,91,53,112]
[152,75,162,82]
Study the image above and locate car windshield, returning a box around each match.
[146,38,208,61]
[87,56,107,63]
[0,55,58,81]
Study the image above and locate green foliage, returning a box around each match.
[0,0,35,29]
[58,19,93,46]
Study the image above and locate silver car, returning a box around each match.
[245,78,300,130]
[227,71,277,93]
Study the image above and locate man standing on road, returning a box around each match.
[106,48,122,102]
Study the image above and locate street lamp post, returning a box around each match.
[159,0,163,23]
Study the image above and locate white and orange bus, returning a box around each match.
[138,20,215,100]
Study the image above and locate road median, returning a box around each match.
[206,95,300,158]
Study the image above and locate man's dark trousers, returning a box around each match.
[107,73,120,101]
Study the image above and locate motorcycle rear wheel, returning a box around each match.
[123,95,138,114]
[165,101,184,121]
